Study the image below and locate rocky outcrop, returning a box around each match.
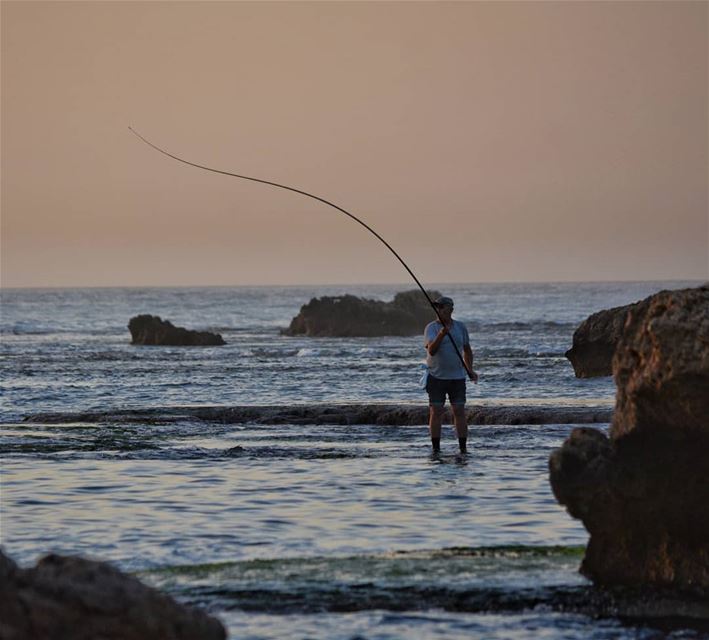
[611,285,709,439]
[565,302,637,377]
[282,290,441,337]
[550,285,709,590]
[0,549,226,640]
[128,314,225,346]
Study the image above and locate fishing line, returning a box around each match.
[128,127,474,380]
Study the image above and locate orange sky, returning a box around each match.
[2,1,707,288]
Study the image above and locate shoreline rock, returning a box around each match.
[0,549,226,640]
[550,285,709,589]
[128,314,225,346]
[282,289,442,337]
[22,403,613,426]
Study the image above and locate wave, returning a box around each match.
[468,321,577,332]
[2,323,127,337]
[296,348,321,358]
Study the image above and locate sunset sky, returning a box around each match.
[2,1,707,288]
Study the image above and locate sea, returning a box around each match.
[1,280,705,639]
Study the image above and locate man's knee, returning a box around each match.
[451,404,466,420]
[429,405,445,419]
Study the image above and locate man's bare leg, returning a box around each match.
[429,405,445,453]
[452,404,468,453]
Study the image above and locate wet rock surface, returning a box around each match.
[128,314,225,346]
[282,289,442,337]
[0,549,226,640]
[550,285,709,590]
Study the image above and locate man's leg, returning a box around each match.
[427,376,446,453]
[429,405,445,453]
[452,404,468,453]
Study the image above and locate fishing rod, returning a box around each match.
[128,127,475,381]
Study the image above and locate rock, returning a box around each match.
[281,290,442,337]
[550,285,709,590]
[612,285,709,439]
[128,314,225,346]
[0,549,226,640]
[24,403,613,427]
[565,302,637,377]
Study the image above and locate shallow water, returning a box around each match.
[2,421,588,568]
[1,281,705,638]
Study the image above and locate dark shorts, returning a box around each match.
[426,374,466,406]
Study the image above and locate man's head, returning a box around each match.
[433,296,454,310]
[433,296,454,318]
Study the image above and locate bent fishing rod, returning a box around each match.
[128,126,475,381]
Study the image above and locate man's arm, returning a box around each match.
[426,325,448,356]
[464,344,478,383]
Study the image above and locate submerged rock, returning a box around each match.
[0,549,226,640]
[550,285,709,590]
[281,289,442,337]
[565,302,637,377]
[128,314,225,346]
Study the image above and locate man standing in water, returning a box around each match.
[424,296,477,454]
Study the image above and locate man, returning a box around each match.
[424,296,477,454]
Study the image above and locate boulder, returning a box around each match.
[128,314,225,346]
[0,549,226,640]
[612,285,709,438]
[565,302,637,377]
[282,289,442,337]
[550,285,709,590]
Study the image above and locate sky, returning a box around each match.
[1,0,707,288]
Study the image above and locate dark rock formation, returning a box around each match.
[550,285,709,590]
[282,290,442,337]
[565,302,637,377]
[24,403,613,427]
[612,285,709,439]
[128,314,225,346]
[0,549,226,640]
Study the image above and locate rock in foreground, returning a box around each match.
[550,285,709,589]
[611,285,709,439]
[129,314,225,346]
[0,549,226,640]
[282,290,441,337]
[565,302,637,377]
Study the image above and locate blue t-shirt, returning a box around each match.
[424,320,470,379]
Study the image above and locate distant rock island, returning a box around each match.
[128,314,225,346]
[550,284,709,590]
[282,289,442,337]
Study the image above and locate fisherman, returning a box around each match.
[424,296,477,454]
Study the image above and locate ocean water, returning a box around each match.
[1,281,704,639]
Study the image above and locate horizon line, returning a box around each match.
[1,277,705,292]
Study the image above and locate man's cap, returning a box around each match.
[434,296,454,308]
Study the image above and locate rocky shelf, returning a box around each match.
[23,403,613,426]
